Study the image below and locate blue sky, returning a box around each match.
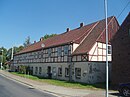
[0,0,129,49]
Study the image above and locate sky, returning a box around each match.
[0,0,129,49]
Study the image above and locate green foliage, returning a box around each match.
[6,46,24,61]
[0,34,56,65]
[43,34,57,40]
[0,47,7,63]
[19,65,26,74]
[14,46,24,53]
[0,45,24,66]
[11,72,105,90]
[23,36,31,47]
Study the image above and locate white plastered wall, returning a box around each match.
[73,43,79,52]
[13,61,111,84]
[73,62,111,83]
[88,42,111,61]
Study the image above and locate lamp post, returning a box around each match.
[11,47,14,60]
[1,49,3,69]
[104,0,109,97]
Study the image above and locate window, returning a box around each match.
[58,67,62,76]
[64,45,69,55]
[75,68,81,79]
[48,48,51,57]
[35,67,38,74]
[65,68,69,77]
[108,45,112,54]
[57,47,62,56]
[39,67,42,74]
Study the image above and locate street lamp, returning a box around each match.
[1,49,3,69]
[104,0,109,97]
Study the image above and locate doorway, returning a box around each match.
[47,66,52,79]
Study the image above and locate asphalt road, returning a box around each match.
[0,75,57,97]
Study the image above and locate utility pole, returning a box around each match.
[1,49,3,69]
[11,47,14,60]
[104,0,109,97]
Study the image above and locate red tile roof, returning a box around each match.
[16,16,119,55]
[73,16,119,55]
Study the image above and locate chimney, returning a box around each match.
[34,41,36,43]
[80,22,84,27]
[40,37,44,41]
[66,28,70,32]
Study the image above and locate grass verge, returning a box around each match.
[11,72,105,90]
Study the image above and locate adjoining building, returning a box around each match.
[12,16,119,83]
[111,13,130,85]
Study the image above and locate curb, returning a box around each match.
[0,71,63,97]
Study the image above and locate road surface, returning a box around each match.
[0,75,57,97]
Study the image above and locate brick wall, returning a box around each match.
[111,13,130,85]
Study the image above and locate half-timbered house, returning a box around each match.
[12,16,119,83]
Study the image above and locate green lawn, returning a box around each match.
[11,72,105,90]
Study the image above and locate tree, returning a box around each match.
[18,45,24,51]
[43,34,57,40]
[0,47,7,64]
[6,48,12,61]
[23,36,31,47]
[6,45,24,61]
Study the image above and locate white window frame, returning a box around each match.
[35,67,38,74]
[39,67,42,74]
[75,68,81,79]
[58,67,62,76]
[65,68,69,77]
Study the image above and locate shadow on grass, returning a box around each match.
[37,76,106,89]
[12,72,107,89]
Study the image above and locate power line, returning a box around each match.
[117,1,130,19]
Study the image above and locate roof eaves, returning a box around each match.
[14,41,73,56]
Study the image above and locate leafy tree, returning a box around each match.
[23,36,31,47]
[0,47,7,64]
[6,45,24,61]
[43,34,57,40]
[18,45,24,51]
[6,48,12,61]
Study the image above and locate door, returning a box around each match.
[47,66,52,78]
